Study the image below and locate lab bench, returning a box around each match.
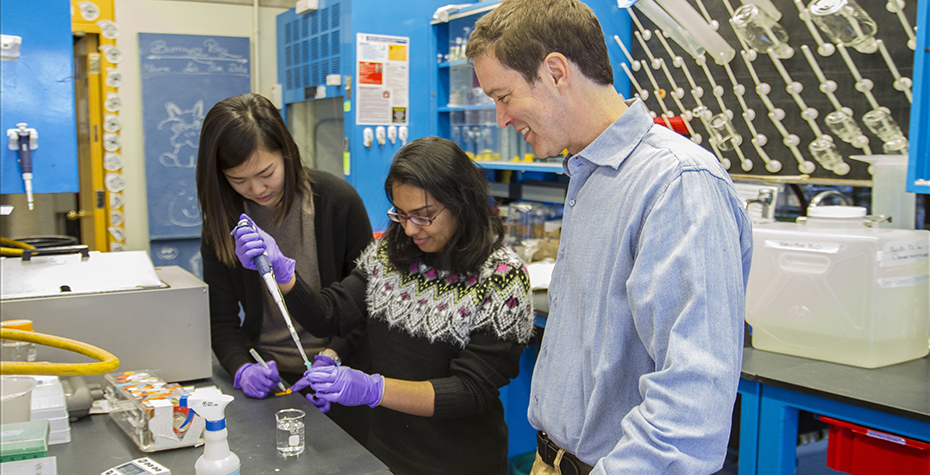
[47,360,391,474]
[737,347,930,475]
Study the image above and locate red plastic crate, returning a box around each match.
[818,415,930,475]
[652,116,690,136]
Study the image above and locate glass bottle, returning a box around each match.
[808,0,878,54]
[731,4,793,59]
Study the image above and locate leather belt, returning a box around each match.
[536,431,594,475]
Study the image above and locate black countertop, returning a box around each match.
[49,360,391,474]
[740,347,930,423]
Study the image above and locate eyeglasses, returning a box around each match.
[387,207,445,227]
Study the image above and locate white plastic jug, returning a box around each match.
[746,206,929,368]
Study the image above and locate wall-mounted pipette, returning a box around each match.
[233,218,312,370]
[6,123,37,210]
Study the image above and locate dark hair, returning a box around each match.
[195,93,309,266]
[383,136,504,275]
[465,0,613,86]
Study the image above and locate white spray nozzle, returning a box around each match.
[186,387,234,428]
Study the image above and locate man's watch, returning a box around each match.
[318,349,341,366]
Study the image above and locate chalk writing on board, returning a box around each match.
[143,38,249,75]
[140,32,249,245]
[157,101,204,168]
[168,179,201,228]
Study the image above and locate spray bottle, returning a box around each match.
[184,387,240,475]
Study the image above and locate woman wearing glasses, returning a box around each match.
[233,136,533,474]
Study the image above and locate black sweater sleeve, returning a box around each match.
[430,331,526,419]
[202,239,258,378]
[284,267,371,340]
[307,168,373,362]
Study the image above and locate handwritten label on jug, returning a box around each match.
[879,240,930,268]
[764,239,840,254]
[878,274,930,289]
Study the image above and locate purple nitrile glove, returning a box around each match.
[232,213,296,285]
[289,355,339,413]
[308,394,331,413]
[233,361,281,399]
[289,355,338,393]
[308,365,385,409]
[312,354,338,368]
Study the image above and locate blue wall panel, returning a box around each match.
[0,0,79,194]
[277,0,449,232]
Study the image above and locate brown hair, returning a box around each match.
[195,93,309,266]
[465,0,613,86]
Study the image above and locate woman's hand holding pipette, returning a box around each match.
[233,361,282,398]
[233,213,295,285]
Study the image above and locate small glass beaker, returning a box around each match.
[709,113,742,151]
[275,408,305,456]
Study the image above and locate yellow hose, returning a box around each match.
[0,237,35,257]
[0,328,119,376]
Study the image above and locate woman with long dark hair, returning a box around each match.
[233,136,534,474]
[196,92,373,442]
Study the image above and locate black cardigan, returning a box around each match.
[201,168,373,378]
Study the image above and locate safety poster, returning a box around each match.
[355,33,409,126]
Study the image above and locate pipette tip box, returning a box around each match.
[0,420,49,463]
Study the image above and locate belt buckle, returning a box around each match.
[539,432,582,475]
[557,454,581,475]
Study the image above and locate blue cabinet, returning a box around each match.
[276,0,450,232]
[907,0,930,194]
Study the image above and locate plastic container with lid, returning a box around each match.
[745,206,929,368]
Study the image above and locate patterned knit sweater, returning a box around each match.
[285,239,534,474]
[359,241,534,347]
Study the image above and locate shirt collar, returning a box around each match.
[562,99,652,174]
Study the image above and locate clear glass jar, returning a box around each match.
[1,319,37,362]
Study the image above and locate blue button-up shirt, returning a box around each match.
[529,100,753,474]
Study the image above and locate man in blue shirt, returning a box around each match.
[467,1,753,473]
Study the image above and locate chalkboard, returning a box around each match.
[150,237,204,279]
[626,0,917,182]
[140,33,251,242]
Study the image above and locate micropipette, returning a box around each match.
[234,218,312,370]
